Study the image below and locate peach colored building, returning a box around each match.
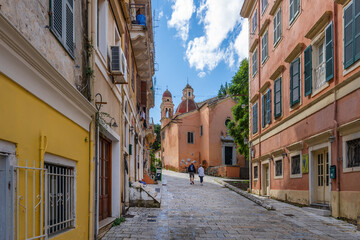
[160,84,247,178]
[241,0,360,220]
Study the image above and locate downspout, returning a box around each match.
[94,113,99,240]
[332,2,340,218]
[257,0,262,195]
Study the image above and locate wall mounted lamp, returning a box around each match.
[282,152,287,158]
[328,135,336,143]
[110,118,118,128]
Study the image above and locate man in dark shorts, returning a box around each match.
[188,163,196,185]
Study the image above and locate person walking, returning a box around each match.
[188,162,196,185]
[198,164,205,186]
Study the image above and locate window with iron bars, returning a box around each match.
[45,163,75,235]
[347,138,360,168]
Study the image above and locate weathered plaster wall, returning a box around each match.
[0,0,87,88]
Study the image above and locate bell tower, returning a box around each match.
[160,89,174,128]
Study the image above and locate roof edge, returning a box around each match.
[240,0,257,18]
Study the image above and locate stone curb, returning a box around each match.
[215,179,275,211]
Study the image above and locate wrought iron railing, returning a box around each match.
[314,62,325,91]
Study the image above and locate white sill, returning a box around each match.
[274,175,283,179]
[290,173,302,179]
[273,37,283,50]
[311,82,329,98]
[253,178,258,181]
[343,59,360,76]
[343,166,360,173]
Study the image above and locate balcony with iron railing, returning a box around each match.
[313,62,326,91]
[128,2,155,81]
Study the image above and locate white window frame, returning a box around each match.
[274,157,283,179]
[274,7,282,47]
[187,132,194,144]
[253,163,259,180]
[290,151,302,178]
[311,32,328,96]
[342,131,360,173]
[252,9,258,34]
[289,0,301,26]
[44,154,76,236]
[261,30,269,64]
[261,0,268,15]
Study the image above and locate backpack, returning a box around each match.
[189,164,194,172]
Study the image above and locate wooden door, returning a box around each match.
[99,136,112,221]
[315,149,329,204]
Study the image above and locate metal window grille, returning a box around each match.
[291,155,301,175]
[254,166,258,179]
[275,160,282,176]
[347,138,360,168]
[45,163,75,236]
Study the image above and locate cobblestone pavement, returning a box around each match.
[103,170,360,240]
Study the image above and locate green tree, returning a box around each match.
[218,82,229,97]
[226,59,249,159]
[151,124,161,151]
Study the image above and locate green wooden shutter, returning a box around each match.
[290,58,300,106]
[266,89,271,124]
[354,0,360,62]
[253,103,258,134]
[51,0,63,39]
[274,77,282,118]
[304,45,312,96]
[344,3,354,69]
[325,22,334,82]
[65,0,74,55]
[262,95,265,128]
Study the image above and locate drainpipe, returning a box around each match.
[94,113,99,240]
[332,2,340,218]
[257,0,262,195]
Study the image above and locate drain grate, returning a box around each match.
[155,188,160,193]
[148,215,157,218]
[124,214,135,218]
[284,213,294,217]
[147,219,156,222]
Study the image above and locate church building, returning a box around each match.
[160,84,247,178]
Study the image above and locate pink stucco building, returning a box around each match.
[160,84,247,178]
[241,0,360,220]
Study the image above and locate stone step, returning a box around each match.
[303,207,331,217]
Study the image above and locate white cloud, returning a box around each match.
[158,10,164,19]
[185,0,245,72]
[232,18,249,61]
[198,71,206,78]
[167,0,195,41]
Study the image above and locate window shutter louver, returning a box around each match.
[65,1,74,55]
[304,45,312,96]
[325,22,334,82]
[354,0,360,62]
[253,103,258,134]
[290,58,300,107]
[262,95,265,128]
[344,3,354,68]
[51,0,63,38]
[274,78,282,118]
[266,89,271,124]
[279,8,282,40]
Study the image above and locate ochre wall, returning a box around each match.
[0,74,90,239]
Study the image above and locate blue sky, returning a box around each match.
[150,0,248,124]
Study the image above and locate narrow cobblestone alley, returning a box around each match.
[103,170,360,240]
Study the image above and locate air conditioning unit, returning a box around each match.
[110,45,127,84]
